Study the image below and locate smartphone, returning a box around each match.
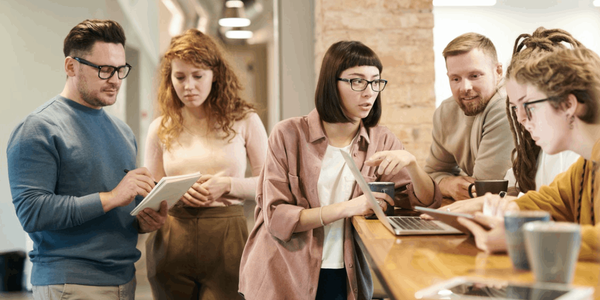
[414,276,593,300]
[414,206,491,235]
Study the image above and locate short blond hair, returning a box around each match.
[443,32,498,63]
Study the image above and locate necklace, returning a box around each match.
[577,160,596,225]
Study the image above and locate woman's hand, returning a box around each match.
[458,213,507,253]
[422,193,518,220]
[347,191,393,217]
[426,197,486,219]
[365,150,416,176]
[181,174,231,207]
[482,193,519,217]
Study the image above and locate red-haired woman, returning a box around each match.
[144,29,268,299]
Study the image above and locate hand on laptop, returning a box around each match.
[349,192,393,217]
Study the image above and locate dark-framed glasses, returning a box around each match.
[73,57,132,80]
[337,78,388,92]
[522,97,557,121]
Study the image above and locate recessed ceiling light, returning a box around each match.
[433,0,496,6]
[225,30,253,39]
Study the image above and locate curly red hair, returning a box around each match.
[156,28,254,150]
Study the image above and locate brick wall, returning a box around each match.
[315,0,435,166]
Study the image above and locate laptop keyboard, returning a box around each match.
[389,217,443,231]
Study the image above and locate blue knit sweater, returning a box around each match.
[7,96,141,286]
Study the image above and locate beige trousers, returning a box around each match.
[32,278,135,300]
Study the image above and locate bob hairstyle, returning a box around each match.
[315,40,383,128]
[156,29,254,150]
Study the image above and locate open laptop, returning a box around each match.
[340,150,463,236]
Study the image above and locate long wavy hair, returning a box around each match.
[505,27,582,192]
[156,28,254,150]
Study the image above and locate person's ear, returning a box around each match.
[565,93,580,117]
[64,57,77,77]
[495,63,503,80]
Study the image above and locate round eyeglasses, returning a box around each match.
[337,78,388,92]
[74,57,132,80]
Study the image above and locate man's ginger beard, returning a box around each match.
[458,87,498,116]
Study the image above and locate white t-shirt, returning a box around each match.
[505,150,580,195]
[317,144,355,269]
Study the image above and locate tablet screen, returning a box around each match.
[441,282,568,299]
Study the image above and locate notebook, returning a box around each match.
[339,150,463,236]
[130,172,202,216]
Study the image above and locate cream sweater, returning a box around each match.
[144,112,268,206]
[424,86,513,183]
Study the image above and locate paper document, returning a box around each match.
[130,172,201,216]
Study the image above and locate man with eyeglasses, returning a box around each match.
[424,33,513,200]
[6,19,167,300]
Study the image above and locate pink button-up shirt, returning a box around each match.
[239,109,442,300]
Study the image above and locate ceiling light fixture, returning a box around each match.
[225,29,253,39]
[433,0,496,6]
[219,0,251,27]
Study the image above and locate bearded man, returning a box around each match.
[424,32,513,200]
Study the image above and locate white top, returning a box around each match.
[505,150,580,195]
[317,144,355,269]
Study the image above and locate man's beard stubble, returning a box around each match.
[77,76,119,108]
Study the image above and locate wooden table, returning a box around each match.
[352,211,600,300]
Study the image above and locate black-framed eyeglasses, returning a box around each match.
[73,57,132,80]
[337,78,388,92]
[513,97,557,121]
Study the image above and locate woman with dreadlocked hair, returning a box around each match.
[439,32,600,261]
[504,27,581,195]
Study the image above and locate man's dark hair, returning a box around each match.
[315,40,383,128]
[63,19,126,57]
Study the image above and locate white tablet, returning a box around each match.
[414,277,594,300]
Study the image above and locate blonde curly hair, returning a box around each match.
[156,28,254,150]
[509,47,600,124]
[504,27,583,192]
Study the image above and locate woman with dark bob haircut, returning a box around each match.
[238,40,442,300]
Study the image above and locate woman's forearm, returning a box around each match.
[405,162,435,205]
[294,202,351,233]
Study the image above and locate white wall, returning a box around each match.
[433,0,600,106]
[0,0,159,252]
[278,0,315,121]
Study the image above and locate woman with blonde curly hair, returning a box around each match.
[144,28,268,299]
[453,46,600,261]
[504,27,581,195]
